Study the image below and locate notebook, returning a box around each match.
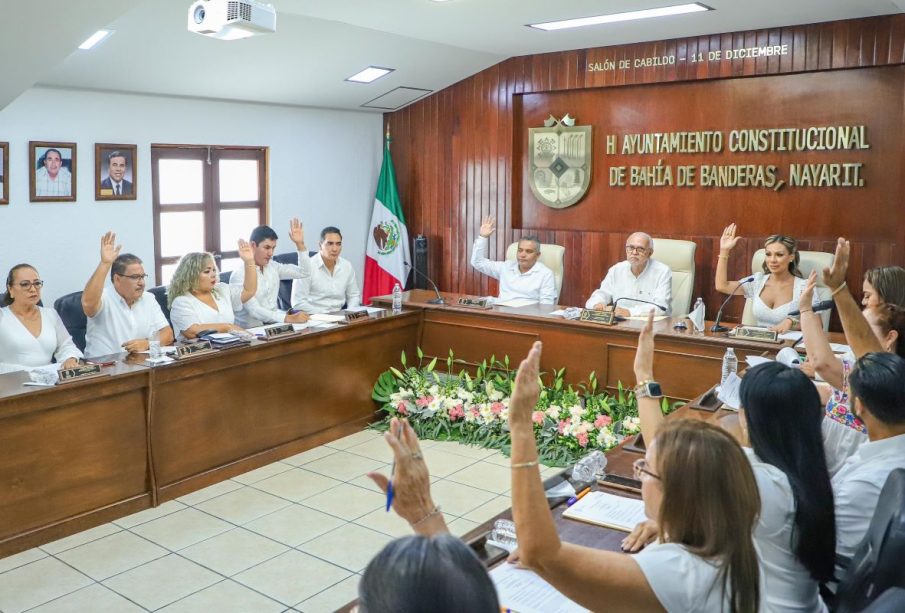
[561,491,647,532]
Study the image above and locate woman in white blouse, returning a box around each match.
[716,223,827,332]
[167,242,256,342]
[0,264,82,374]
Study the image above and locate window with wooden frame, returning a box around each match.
[150,145,268,285]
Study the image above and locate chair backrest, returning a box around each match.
[219,270,231,284]
[505,242,566,301]
[835,469,905,613]
[53,291,87,352]
[862,588,905,612]
[650,238,696,316]
[742,249,834,329]
[272,251,317,310]
[147,286,171,323]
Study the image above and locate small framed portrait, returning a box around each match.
[95,143,137,200]
[0,142,8,205]
[30,141,77,202]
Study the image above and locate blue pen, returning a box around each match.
[386,422,401,512]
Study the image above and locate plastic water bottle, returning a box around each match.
[721,347,738,386]
[693,297,704,317]
[488,518,518,552]
[392,283,402,314]
[572,450,608,482]
[148,325,161,359]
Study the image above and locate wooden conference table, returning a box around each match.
[0,290,806,558]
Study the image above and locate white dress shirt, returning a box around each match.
[0,306,83,373]
[585,259,673,315]
[169,283,236,342]
[229,252,311,328]
[35,166,72,197]
[743,273,830,328]
[290,254,361,314]
[470,237,557,304]
[831,432,905,579]
[743,448,827,612]
[85,287,170,358]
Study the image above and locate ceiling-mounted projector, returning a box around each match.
[188,0,277,40]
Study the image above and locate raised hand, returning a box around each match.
[509,341,542,428]
[479,215,496,238]
[719,223,740,252]
[237,238,254,263]
[633,310,656,381]
[823,237,850,291]
[100,231,121,264]
[798,270,818,313]
[289,218,306,249]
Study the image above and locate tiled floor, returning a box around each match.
[0,429,561,613]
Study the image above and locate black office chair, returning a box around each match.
[272,251,316,310]
[147,286,171,323]
[834,468,905,613]
[862,588,905,612]
[53,291,87,352]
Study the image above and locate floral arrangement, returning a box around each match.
[371,348,674,467]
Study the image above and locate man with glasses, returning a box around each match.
[82,232,173,357]
[585,232,672,316]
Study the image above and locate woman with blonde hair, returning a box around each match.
[167,240,256,341]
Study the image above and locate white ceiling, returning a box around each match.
[2,0,899,113]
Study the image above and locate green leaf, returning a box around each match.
[401,351,407,367]
[426,357,438,372]
[389,366,405,380]
[417,346,424,360]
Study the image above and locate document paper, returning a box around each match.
[490,563,588,613]
[495,298,539,308]
[561,491,647,532]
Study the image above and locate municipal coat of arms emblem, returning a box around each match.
[528,114,592,209]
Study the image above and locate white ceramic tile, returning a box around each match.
[0,557,92,613]
[231,461,295,485]
[324,429,383,450]
[244,505,346,547]
[448,517,482,537]
[301,452,386,482]
[176,479,244,506]
[428,478,498,516]
[300,483,385,521]
[195,487,292,525]
[446,461,511,494]
[281,446,339,467]
[113,500,187,529]
[233,550,351,607]
[180,527,289,576]
[353,507,415,538]
[252,468,342,502]
[0,547,46,574]
[426,440,499,460]
[56,530,168,581]
[158,579,286,613]
[299,524,394,573]
[102,554,220,611]
[130,507,232,551]
[421,446,480,478]
[27,583,145,613]
[296,574,360,613]
[462,494,512,523]
[343,436,394,463]
[346,474,385,494]
[40,523,122,555]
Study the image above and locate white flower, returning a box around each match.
[489,389,504,402]
[546,405,562,418]
[569,404,584,418]
[596,428,618,447]
[456,389,475,403]
[622,417,641,434]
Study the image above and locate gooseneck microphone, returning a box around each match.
[786,300,834,318]
[612,297,667,322]
[711,275,755,332]
[404,261,445,305]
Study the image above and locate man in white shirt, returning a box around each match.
[82,232,174,357]
[230,218,312,328]
[291,226,361,314]
[585,232,672,316]
[35,148,72,197]
[470,216,556,305]
[830,352,905,581]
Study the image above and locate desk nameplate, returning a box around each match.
[456,297,492,309]
[344,311,370,323]
[175,340,217,359]
[579,309,616,325]
[263,324,298,340]
[57,364,106,384]
[732,326,780,343]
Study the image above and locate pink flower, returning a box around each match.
[470,407,481,418]
[491,402,504,415]
[415,395,433,408]
[577,432,589,447]
[396,402,408,416]
[448,404,465,422]
[594,414,612,429]
[532,411,545,425]
[558,419,569,434]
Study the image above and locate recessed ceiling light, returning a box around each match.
[529,3,711,31]
[78,29,114,50]
[346,66,395,84]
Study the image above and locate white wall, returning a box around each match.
[0,87,383,305]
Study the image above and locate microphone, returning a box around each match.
[786,300,834,318]
[404,261,445,305]
[711,275,756,332]
[612,297,667,322]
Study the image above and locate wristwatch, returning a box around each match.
[634,380,663,399]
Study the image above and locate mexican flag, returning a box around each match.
[362,133,411,304]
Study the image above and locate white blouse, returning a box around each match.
[633,542,740,612]
[743,272,829,328]
[0,306,83,374]
[169,284,236,342]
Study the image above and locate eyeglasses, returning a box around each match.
[625,245,648,254]
[632,458,660,481]
[115,273,148,282]
[14,280,44,290]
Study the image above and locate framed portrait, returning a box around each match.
[95,143,137,201]
[0,142,8,205]
[30,141,77,202]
